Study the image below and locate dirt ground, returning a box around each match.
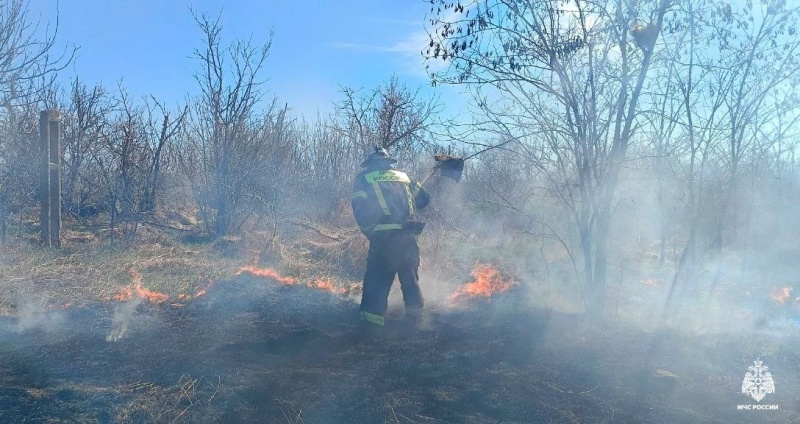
[0,272,798,424]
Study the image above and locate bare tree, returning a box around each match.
[649,0,800,293]
[141,97,187,212]
[425,0,672,315]
[710,0,800,249]
[61,78,114,216]
[97,86,148,239]
[0,0,74,243]
[339,77,441,164]
[0,99,38,243]
[182,10,275,237]
[0,0,74,105]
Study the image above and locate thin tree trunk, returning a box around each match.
[591,213,612,315]
[1,202,6,245]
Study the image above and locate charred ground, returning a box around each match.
[0,269,798,423]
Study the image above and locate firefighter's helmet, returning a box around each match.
[361,146,397,167]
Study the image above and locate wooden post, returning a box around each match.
[49,112,61,247]
[39,112,50,246]
[39,110,61,247]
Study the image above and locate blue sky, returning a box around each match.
[28,0,466,119]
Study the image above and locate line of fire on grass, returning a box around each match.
[105,262,519,308]
[107,268,218,307]
[111,269,170,304]
[234,263,519,306]
[235,266,350,294]
[107,266,352,307]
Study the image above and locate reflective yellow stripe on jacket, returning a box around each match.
[364,170,410,216]
[364,170,411,184]
[355,170,415,235]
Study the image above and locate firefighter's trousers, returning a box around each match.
[359,230,423,326]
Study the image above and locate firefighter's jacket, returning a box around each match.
[351,167,430,238]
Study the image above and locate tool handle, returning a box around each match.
[419,163,442,188]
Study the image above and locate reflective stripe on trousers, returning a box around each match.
[359,310,385,326]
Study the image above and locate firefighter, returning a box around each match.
[351,146,430,331]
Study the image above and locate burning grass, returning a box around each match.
[449,263,517,305]
[3,217,800,422]
[103,264,355,311]
[236,266,354,296]
[112,269,170,304]
[3,282,798,423]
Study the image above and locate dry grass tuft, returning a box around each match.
[114,375,222,423]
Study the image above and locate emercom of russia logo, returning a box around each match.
[738,358,779,411]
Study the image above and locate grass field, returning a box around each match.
[0,218,798,423]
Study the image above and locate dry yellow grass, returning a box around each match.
[0,239,243,316]
[0,217,371,316]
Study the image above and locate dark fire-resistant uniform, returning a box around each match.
[351,157,430,327]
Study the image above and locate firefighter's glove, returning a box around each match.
[404,220,426,235]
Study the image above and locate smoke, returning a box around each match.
[14,301,66,333]
[599,161,800,336]
[385,144,800,342]
[106,297,143,342]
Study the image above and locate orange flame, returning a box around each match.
[449,264,516,304]
[236,266,296,285]
[771,287,792,305]
[307,279,347,294]
[192,279,217,298]
[236,266,346,295]
[112,268,169,304]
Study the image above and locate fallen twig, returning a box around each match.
[170,404,194,424]
[207,376,220,402]
[576,383,600,394]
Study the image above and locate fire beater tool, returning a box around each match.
[419,154,466,186]
[420,140,514,186]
